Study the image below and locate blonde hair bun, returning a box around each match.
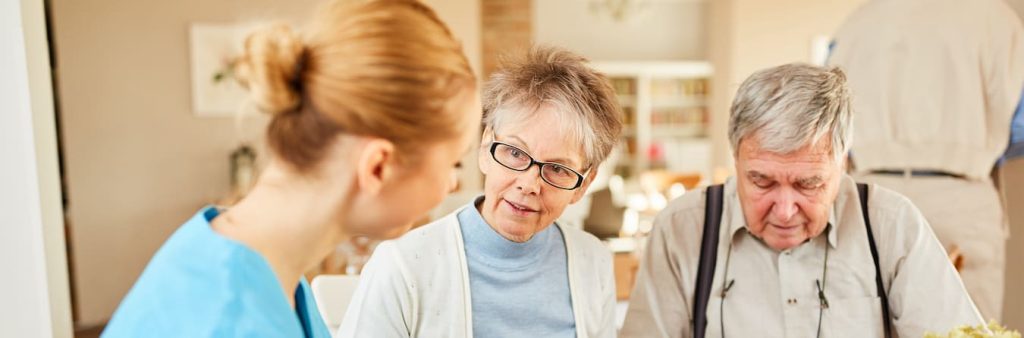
[233,0,476,172]
[235,23,306,116]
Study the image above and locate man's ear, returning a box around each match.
[570,166,600,203]
[355,138,397,196]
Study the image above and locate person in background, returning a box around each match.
[827,0,1024,321]
[337,46,622,338]
[621,63,982,338]
[102,0,480,336]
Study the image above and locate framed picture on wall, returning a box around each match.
[188,23,258,117]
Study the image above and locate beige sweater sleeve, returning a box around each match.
[983,1,1024,141]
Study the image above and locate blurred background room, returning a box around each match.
[4,0,1024,336]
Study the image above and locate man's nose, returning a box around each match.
[771,189,799,222]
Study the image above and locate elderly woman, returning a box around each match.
[337,46,622,338]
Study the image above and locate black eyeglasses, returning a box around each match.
[489,141,586,190]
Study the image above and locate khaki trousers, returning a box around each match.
[856,173,1006,321]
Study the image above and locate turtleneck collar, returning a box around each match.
[458,197,559,270]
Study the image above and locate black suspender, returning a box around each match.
[858,183,894,338]
[691,183,892,338]
[692,184,725,338]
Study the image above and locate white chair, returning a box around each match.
[311,274,361,335]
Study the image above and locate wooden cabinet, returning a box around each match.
[613,252,640,300]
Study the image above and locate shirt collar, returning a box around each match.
[724,176,842,250]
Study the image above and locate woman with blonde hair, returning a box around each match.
[102,0,480,336]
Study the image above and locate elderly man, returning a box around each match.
[620,64,983,338]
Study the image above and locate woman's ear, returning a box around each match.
[355,138,397,196]
[477,128,493,175]
[571,167,599,203]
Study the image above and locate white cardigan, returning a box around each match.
[336,206,617,338]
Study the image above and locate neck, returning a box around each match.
[212,163,350,307]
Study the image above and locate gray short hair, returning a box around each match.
[729,63,852,163]
[482,46,623,169]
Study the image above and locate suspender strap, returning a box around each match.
[857,183,894,338]
[693,184,724,338]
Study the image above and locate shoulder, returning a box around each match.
[560,225,612,261]
[360,210,464,285]
[660,185,708,221]
[859,181,935,261]
[386,210,460,258]
[112,218,258,309]
[981,0,1024,42]
[843,178,925,231]
[864,182,927,229]
[864,182,912,207]
[558,225,615,295]
[104,260,273,337]
[105,209,295,337]
[650,185,710,242]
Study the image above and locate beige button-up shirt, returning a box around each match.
[620,176,982,338]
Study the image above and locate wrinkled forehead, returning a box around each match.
[737,132,834,162]
[739,137,839,176]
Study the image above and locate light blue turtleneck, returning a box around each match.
[458,199,576,338]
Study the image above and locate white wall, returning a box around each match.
[534,0,708,61]
[0,0,74,337]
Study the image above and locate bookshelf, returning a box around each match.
[593,61,714,183]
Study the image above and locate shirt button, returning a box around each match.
[787,298,797,305]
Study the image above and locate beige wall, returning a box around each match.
[425,0,484,193]
[52,0,481,326]
[707,0,867,171]
[1001,0,1024,330]
[534,0,708,61]
[1003,159,1024,329]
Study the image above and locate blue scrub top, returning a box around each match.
[102,207,332,338]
